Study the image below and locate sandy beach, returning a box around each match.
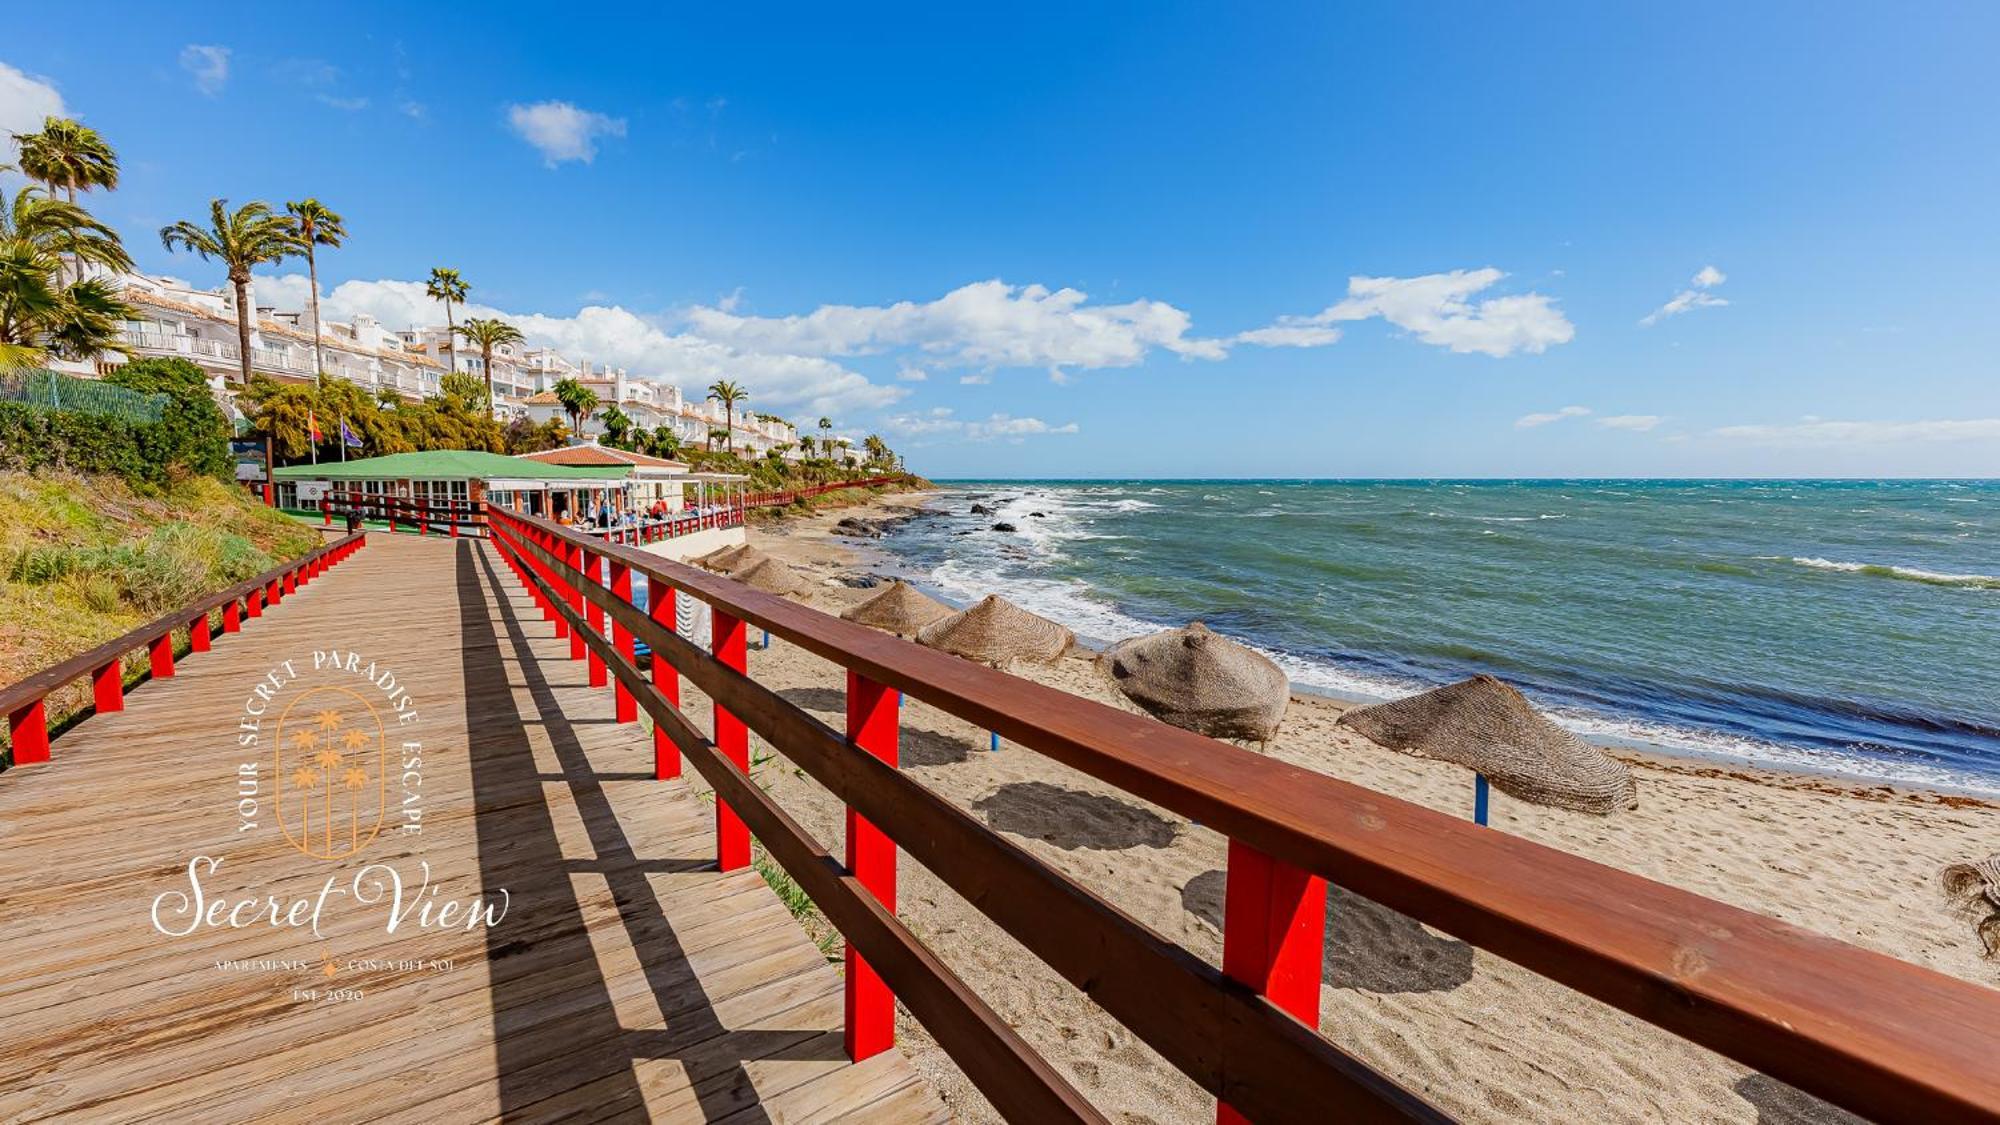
[688,490,1999,1124]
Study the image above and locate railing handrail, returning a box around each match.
[489,506,2000,1125]
[0,531,367,724]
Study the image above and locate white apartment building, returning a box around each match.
[400,326,536,412]
[75,272,445,403]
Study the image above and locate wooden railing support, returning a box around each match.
[92,661,124,713]
[649,575,680,779]
[845,670,900,1060]
[223,600,241,632]
[585,551,608,690]
[610,562,636,722]
[148,632,176,679]
[189,612,211,653]
[566,543,586,661]
[712,608,750,871]
[1218,840,1327,1125]
[8,701,49,764]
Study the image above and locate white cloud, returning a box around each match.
[1707,417,2000,447]
[505,100,626,166]
[1515,405,1592,428]
[685,279,1228,378]
[1256,269,1574,358]
[1231,324,1343,349]
[253,272,903,417]
[958,373,991,385]
[895,364,928,382]
[1641,264,1729,326]
[0,63,64,165]
[180,45,231,96]
[884,408,1078,442]
[317,95,369,112]
[1596,414,1664,432]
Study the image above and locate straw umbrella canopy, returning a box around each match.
[731,556,808,597]
[1100,622,1288,742]
[917,594,1072,667]
[711,545,773,576]
[692,543,748,571]
[1336,675,1637,815]
[1941,854,2000,957]
[842,581,953,637]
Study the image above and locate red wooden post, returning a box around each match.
[267,578,282,606]
[8,700,50,764]
[567,543,587,661]
[321,498,331,527]
[585,551,607,688]
[224,599,242,632]
[247,589,264,618]
[283,570,297,596]
[609,561,636,722]
[1216,839,1327,1125]
[93,661,124,713]
[189,612,211,652]
[712,609,749,871]
[844,671,900,1060]
[650,577,680,778]
[149,632,176,679]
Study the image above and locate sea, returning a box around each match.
[867,479,2000,795]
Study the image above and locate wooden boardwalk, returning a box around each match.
[0,533,946,1124]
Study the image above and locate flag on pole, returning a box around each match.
[307,409,321,465]
[340,418,360,462]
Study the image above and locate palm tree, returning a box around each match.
[285,199,345,378]
[863,434,890,466]
[13,117,119,205]
[818,416,832,450]
[707,379,747,453]
[553,376,598,435]
[0,177,135,370]
[160,200,298,386]
[425,268,469,374]
[453,317,523,416]
[797,434,815,459]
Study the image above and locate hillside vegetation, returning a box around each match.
[0,471,320,714]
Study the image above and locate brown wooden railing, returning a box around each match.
[320,490,487,537]
[1,531,367,765]
[485,506,2000,1125]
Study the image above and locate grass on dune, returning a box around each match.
[0,471,322,759]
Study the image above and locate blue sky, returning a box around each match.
[7,4,1998,477]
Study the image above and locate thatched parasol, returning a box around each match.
[1941,854,2000,958]
[1100,622,1288,742]
[711,545,772,576]
[731,556,808,597]
[917,594,1072,667]
[842,581,953,637]
[692,543,748,572]
[1336,675,1637,816]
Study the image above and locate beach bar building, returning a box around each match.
[271,449,633,522]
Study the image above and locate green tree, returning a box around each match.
[600,403,632,448]
[552,376,598,434]
[862,434,890,466]
[424,267,469,374]
[439,371,487,409]
[284,199,345,378]
[645,425,682,460]
[0,177,135,370]
[707,378,747,453]
[13,117,119,205]
[160,200,298,387]
[453,316,523,415]
[503,414,568,455]
[102,356,231,478]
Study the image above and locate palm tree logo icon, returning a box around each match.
[274,687,387,860]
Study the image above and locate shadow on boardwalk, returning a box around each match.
[459,542,843,1122]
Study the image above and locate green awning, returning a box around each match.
[272,450,631,482]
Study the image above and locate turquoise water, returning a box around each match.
[875,480,2000,793]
